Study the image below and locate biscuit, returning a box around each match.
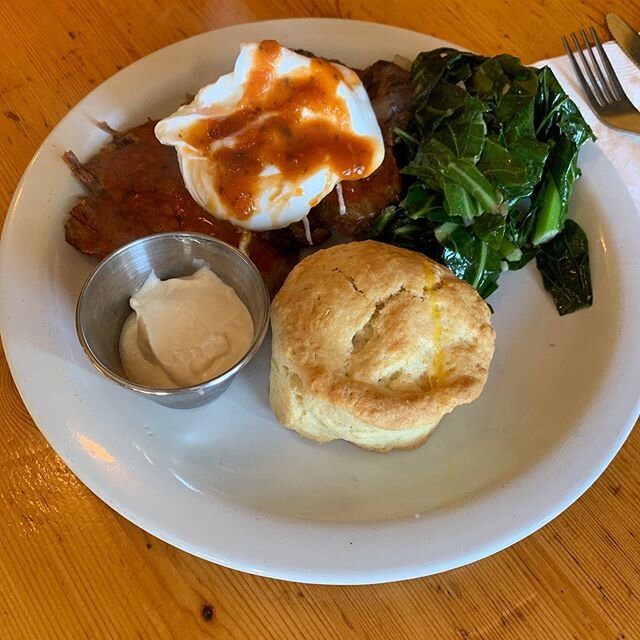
[269,240,495,452]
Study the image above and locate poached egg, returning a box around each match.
[155,40,385,231]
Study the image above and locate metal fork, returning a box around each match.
[563,28,640,134]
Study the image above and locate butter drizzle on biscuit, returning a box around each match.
[424,258,444,388]
[269,240,496,452]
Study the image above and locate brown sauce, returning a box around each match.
[64,120,296,296]
[184,40,378,222]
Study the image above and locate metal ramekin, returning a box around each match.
[76,232,270,409]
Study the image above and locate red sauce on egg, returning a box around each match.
[184,40,378,222]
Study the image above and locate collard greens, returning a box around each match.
[372,49,595,314]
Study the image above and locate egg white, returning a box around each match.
[155,42,385,231]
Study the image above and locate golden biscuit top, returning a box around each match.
[270,240,495,431]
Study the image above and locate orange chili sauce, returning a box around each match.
[184,40,377,222]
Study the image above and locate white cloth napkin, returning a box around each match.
[534,42,640,205]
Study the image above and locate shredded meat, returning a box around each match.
[312,60,412,236]
[311,151,403,237]
[64,121,296,296]
[360,60,413,144]
[64,59,414,282]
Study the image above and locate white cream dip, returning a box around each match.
[119,266,254,388]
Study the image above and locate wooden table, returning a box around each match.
[2,1,640,638]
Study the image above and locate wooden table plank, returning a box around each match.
[2,1,640,638]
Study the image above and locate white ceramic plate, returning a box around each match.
[2,19,640,585]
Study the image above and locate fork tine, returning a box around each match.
[590,27,627,101]
[563,35,601,111]
[581,29,614,103]
[571,32,606,106]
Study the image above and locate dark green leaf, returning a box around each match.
[402,138,453,186]
[511,138,550,187]
[473,213,506,251]
[404,140,499,215]
[443,181,479,223]
[410,49,479,104]
[477,139,529,196]
[496,62,538,122]
[393,126,419,152]
[434,110,487,161]
[402,184,450,222]
[368,204,444,260]
[410,49,487,134]
[469,58,506,102]
[440,226,502,298]
[503,104,536,144]
[477,138,549,199]
[535,67,595,145]
[369,205,399,236]
[535,219,593,315]
[412,80,469,134]
[531,136,580,245]
[442,158,500,212]
[448,61,473,85]
[505,197,537,247]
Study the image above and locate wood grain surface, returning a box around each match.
[2,1,640,638]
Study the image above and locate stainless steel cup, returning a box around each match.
[76,232,270,409]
